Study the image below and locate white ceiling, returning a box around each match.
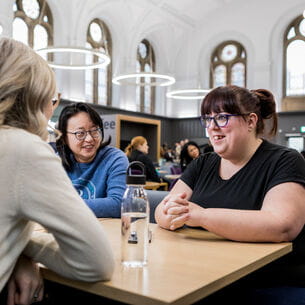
[145,0,237,27]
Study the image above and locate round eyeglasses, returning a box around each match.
[200,113,250,128]
[67,128,102,141]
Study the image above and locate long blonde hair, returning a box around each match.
[0,37,56,140]
[125,136,147,157]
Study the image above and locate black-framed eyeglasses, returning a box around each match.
[67,128,103,141]
[200,113,250,128]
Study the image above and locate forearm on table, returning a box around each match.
[195,208,294,242]
[85,197,121,218]
[24,230,114,282]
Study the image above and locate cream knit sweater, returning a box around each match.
[0,127,114,291]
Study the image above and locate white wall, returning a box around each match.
[1,0,304,117]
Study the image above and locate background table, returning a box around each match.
[144,181,168,191]
[41,219,292,305]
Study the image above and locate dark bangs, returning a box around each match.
[201,86,243,116]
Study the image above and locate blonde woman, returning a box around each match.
[0,37,114,304]
[125,136,160,182]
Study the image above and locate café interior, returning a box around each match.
[1,0,305,304]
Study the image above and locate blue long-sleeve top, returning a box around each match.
[67,146,129,218]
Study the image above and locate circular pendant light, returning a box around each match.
[166,89,210,100]
[112,72,175,87]
[36,46,110,70]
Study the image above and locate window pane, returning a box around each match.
[22,0,40,19]
[231,63,245,87]
[300,19,305,36]
[287,27,296,39]
[221,44,237,62]
[286,40,305,95]
[85,42,93,101]
[13,18,28,45]
[90,22,102,42]
[0,24,3,35]
[98,67,107,105]
[135,85,140,110]
[144,84,151,112]
[214,65,226,87]
[34,24,48,49]
[144,63,151,72]
[138,42,147,59]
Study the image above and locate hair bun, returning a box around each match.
[251,89,276,119]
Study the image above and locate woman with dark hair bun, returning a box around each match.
[56,102,129,218]
[156,85,305,304]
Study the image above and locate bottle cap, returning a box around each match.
[126,161,146,185]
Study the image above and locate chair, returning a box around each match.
[170,165,182,175]
[146,190,169,223]
[169,177,179,191]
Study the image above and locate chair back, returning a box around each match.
[170,165,182,175]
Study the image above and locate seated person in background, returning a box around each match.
[155,85,305,305]
[56,103,129,218]
[125,136,161,182]
[180,141,201,172]
[0,37,114,304]
[164,146,175,162]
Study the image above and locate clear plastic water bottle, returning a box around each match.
[121,161,149,267]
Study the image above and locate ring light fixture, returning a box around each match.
[36,46,111,70]
[166,89,210,100]
[112,72,175,87]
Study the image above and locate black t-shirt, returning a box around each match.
[181,139,305,210]
[181,140,305,286]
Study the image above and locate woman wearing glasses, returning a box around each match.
[155,85,305,304]
[56,103,129,218]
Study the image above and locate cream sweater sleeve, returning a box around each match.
[20,134,114,281]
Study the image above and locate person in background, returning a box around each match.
[125,136,161,182]
[179,141,201,172]
[0,37,114,305]
[164,146,175,162]
[56,102,129,218]
[155,85,305,305]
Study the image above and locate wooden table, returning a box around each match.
[164,174,181,180]
[144,181,168,191]
[41,219,292,305]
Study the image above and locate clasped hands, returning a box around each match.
[161,192,204,230]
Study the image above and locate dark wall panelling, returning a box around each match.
[54,100,305,150]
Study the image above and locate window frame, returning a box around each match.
[136,39,156,114]
[283,15,305,98]
[86,18,112,106]
[14,0,53,48]
[210,40,247,88]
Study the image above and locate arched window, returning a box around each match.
[86,19,112,105]
[284,15,305,96]
[136,39,155,113]
[13,0,53,50]
[210,41,246,88]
